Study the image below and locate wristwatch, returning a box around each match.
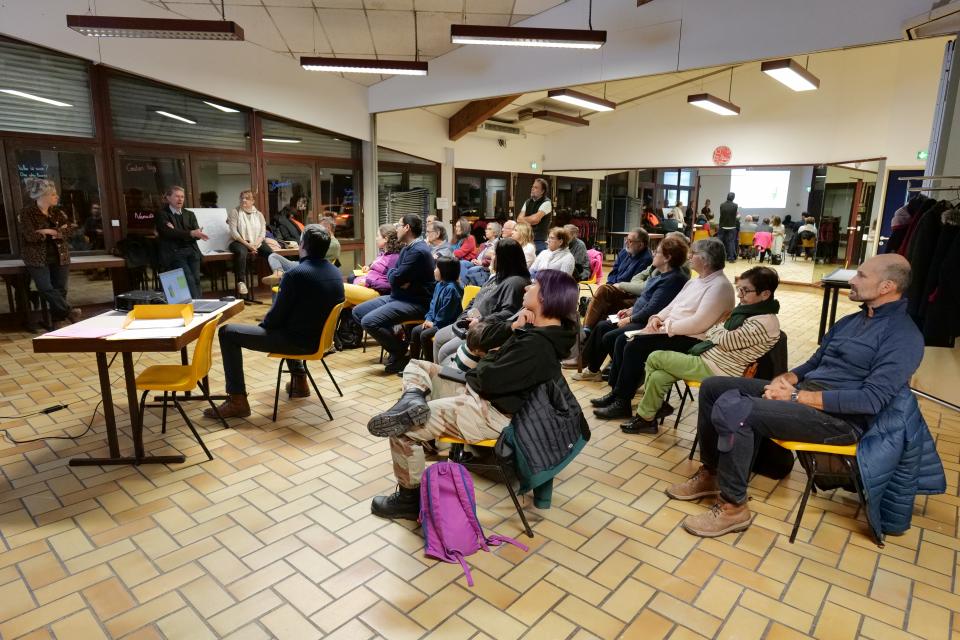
[790,390,800,403]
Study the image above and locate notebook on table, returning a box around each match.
[158,268,230,314]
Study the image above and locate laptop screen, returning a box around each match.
[159,268,192,304]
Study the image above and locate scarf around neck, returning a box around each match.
[688,298,780,356]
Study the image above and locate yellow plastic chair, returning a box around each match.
[438,436,533,538]
[577,273,597,297]
[771,440,869,544]
[268,302,345,422]
[134,313,225,461]
[692,228,709,242]
[462,285,481,310]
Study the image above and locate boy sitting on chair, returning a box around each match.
[205,225,344,419]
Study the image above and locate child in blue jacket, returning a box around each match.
[409,256,463,361]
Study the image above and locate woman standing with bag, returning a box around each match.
[19,178,80,326]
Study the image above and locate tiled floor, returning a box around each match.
[0,280,957,639]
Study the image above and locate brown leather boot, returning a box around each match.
[665,465,720,501]
[285,373,310,398]
[681,498,753,538]
[204,394,250,419]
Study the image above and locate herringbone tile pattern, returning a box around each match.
[0,284,957,639]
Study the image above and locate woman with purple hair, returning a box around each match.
[365,269,579,520]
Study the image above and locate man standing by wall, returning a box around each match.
[718,192,739,263]
[155,186,208,298]
[517,178,553,254]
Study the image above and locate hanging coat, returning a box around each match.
[905,202,945,325]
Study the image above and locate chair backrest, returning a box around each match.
[738,231,755,245]
[754,331,789,380]
[191,313,223,381]
[316,301,346,357]
[692,229,709,242]
[462,285,481,310]
[801,237,816,248]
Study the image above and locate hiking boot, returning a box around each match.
[665,465,720,501]
[203,394,251,419]
[262,270,283,287]
[681,498,753,538]
[285,373,310,398]
[572,369,602,382]
[384,355,410,375]
[237,281,248,296]
[620,414,658,435]
[371,485,420,520]
[593,397,632,420]
[368,389,430,437]
[590,391,618,407]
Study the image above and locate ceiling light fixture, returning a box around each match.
[300,56,428,76]
[548,88,615,111]
[262,136,302,144]
[202,100,239,113]
[66,15,244,40]
[155,110,196,124]
[519,108,589,127]
[450,25,605,49]
[0,89,72,107]
[761,58,820,92]
[686,93,740,116]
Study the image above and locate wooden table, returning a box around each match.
[32,300,243,466]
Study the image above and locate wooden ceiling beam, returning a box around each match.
[448,94,522,141]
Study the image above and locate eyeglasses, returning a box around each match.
[736,287,757,296]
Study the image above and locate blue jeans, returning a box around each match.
[352,295,430,358]
[534,240,547,254]
[218,324,308,395]
[463,265,490,286]
[718,227,738,261]
[26,264,71,319]
[268,253,298,273]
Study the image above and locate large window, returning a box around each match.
[555,177,591,220]
[378,148,439,225]
[0,40,94,138]
[195,160,253,211]
[456,170,509,220]
[11,147,102,252]
[117,154,187,232]
[261,118,353,158]
[109,76,248,150]
[266,161,312,225]
[319,167,358,239]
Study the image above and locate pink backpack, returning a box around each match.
[420,461,528,586]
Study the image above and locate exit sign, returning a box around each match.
[917,150,929,160]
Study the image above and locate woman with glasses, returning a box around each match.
[529,226,575,277]
[620,267,781,435]
[593,238,735,420]
[227,190,272,297]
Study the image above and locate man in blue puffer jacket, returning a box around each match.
[666,254,941,539]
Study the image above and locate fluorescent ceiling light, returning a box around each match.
[0,89,72,107]
[202,100,239,113]
[300,56,427,76]
[450,25,606,49]
[155,110,196,124]
[687,93,740,116]
[548,88,615,111]
[67,15,244,40]
[262,136,302,144]
[519,108,589,127]
[761,58,820,92]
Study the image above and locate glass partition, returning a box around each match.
[319,166,359,240]
[266,161,312,225]
[118,154,187,232]
[195,160,252,212]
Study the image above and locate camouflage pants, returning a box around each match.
[390,359,511,489]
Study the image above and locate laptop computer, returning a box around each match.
[158,268,230,314]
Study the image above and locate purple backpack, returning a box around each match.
[420,461,528,586]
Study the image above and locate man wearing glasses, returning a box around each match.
[580,228,653,331]
[352,214,435,373]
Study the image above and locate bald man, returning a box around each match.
[666,254,924,538]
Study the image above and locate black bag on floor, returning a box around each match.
[770,254,783,265]
[334,307,363,350]
[578,296,590,318]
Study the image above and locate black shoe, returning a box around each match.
[655,402,675,420]
[371,486,420,520]
[593,398,632,420]
[367,389,430,437]
[620,415,659,435]
[590,391,617,408]
[384,355,410,374]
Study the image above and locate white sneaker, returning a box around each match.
[237,281,248,295]
[572,370,602,381]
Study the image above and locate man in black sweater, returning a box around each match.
[205,225,345,419]
[717,192,739,263]
[352,214,435,373]
[155,185,208,298]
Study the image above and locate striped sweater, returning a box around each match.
[699,314,781,377]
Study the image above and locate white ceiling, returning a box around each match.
[144,0,566,86]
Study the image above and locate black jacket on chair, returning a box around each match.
[155,205,202,268]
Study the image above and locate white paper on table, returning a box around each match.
[126,318,185,329]
[106,327,184,340]
[607,314,620,324]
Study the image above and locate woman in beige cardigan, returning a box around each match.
[228,189,273,296]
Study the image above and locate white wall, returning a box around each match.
[699,166,813,222]
[370,0,934,112]
[0,0,371,140]
[543,38,946,171]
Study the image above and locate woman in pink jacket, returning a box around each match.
[345,224,402,306]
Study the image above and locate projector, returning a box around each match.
[115,290,166,311]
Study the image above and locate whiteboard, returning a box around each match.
[191,208,232,254]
